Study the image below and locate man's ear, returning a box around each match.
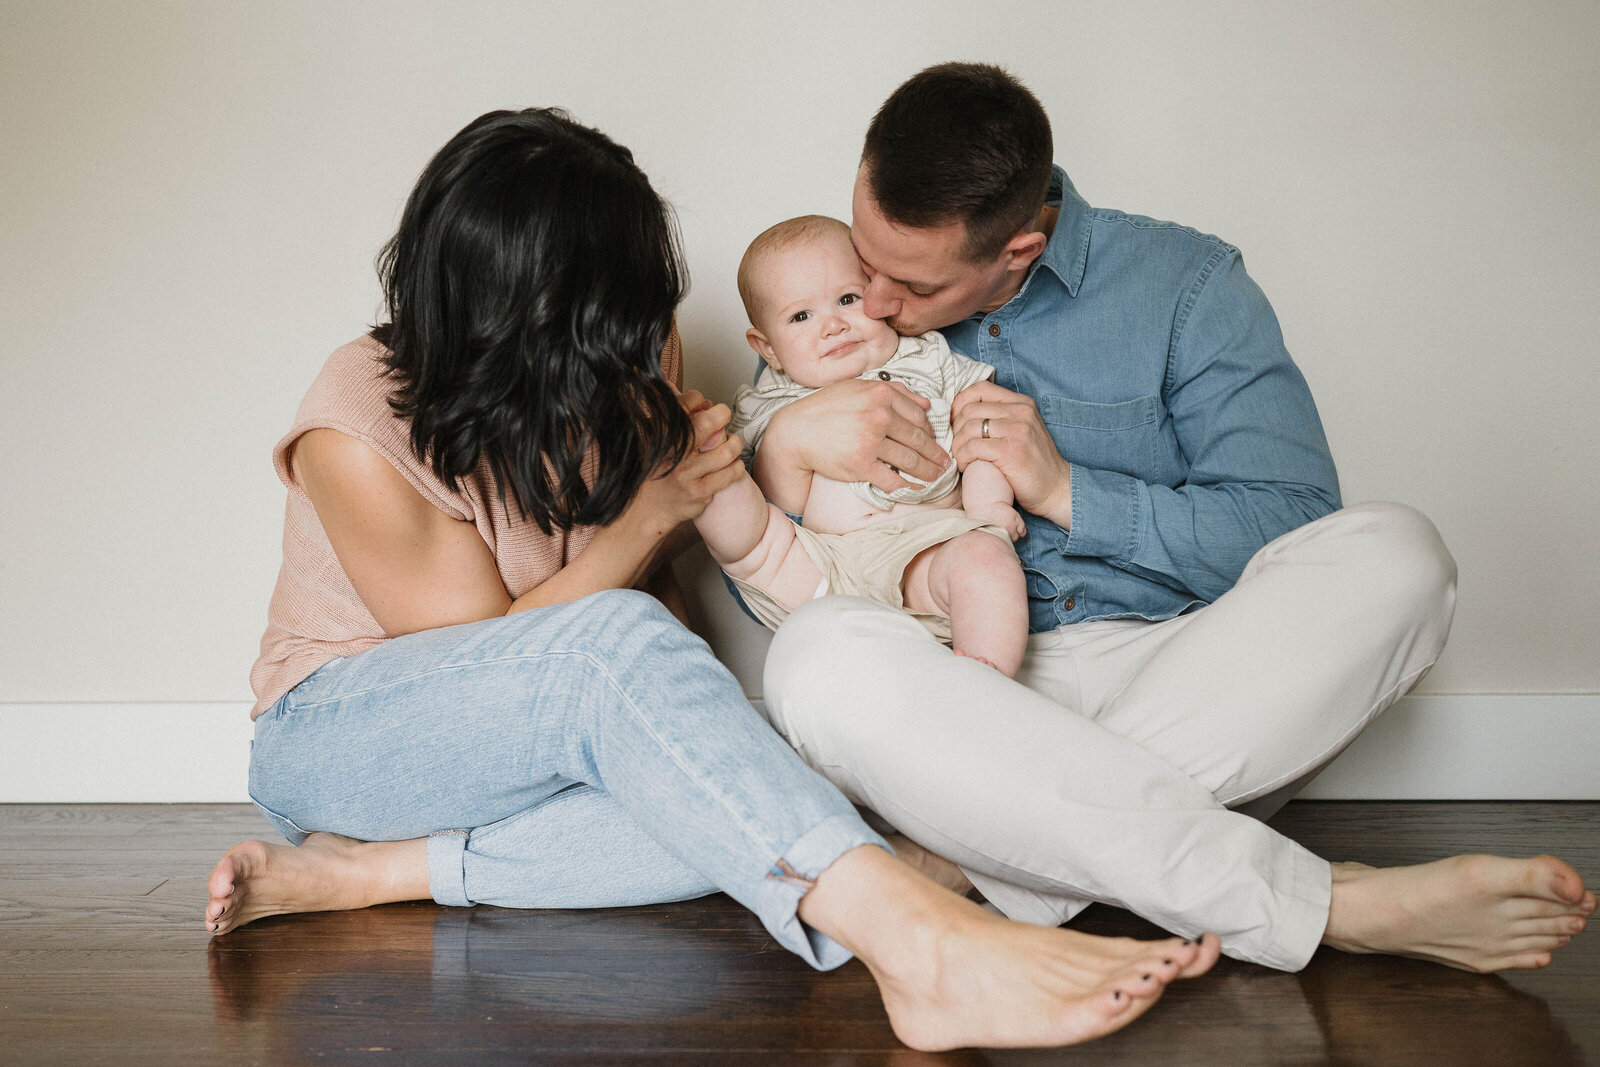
[746,327,780,370]
[1001,227,1048,274]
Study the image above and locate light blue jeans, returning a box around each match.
[248,588,886,969]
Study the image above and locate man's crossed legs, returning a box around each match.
[762,502,1594,971]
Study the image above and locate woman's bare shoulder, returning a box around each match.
[291,428,452,537]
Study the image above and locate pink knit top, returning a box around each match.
[248,328,683,718]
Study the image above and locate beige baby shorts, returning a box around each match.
[729,508,1012,642]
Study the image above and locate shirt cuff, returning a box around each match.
[1061,463,1143,562]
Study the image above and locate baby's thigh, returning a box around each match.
[901,530,1019,615]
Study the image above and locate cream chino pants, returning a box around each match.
[761,501,1457,971]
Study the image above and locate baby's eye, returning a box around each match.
[789,310,811,324]
[839,293,861,307]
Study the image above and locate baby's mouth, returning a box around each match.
[823,340,859,359]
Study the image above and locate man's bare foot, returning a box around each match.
[886,834,975,897]
[1324,854,1595,971]
[800,844,1219,1050]
[204,833,429,935]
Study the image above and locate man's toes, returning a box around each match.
[1531,855,1586,902]
[1511,932,1571,952]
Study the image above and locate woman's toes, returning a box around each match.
[1102,989,1135,1015]
[1110,956,1179,996]
[1175,933,1221,978]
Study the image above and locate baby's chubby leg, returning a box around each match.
[959,460,1025,542]
[903,531,1027,677]
[695,468,824,613]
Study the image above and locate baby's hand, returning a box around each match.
[966,500,1026,543]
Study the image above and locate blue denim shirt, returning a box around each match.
[727,166,1340,632]
[941,166,1340,630]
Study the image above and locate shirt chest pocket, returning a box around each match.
[1037,394,1160,477]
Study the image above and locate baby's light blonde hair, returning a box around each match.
[736,214,852,327]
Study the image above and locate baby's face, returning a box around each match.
[748,235,901,388]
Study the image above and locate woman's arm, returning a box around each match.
[291,403,744,637]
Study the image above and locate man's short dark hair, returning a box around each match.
[862,63,1053,263]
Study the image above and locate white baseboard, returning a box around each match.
[0,695,1594,804]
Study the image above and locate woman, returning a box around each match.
[205,108,1217,1052]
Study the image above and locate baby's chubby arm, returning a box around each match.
[960,459,1026,542]
[747,446,814,518]
[694,432,824,612]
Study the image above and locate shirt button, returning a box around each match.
[988,324,1001,337]
[878,371,892,381]
[1063,597,1076,611]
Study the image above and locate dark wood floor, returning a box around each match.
[1,802,1595,1065]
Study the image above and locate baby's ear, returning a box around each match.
[746,327,779,370]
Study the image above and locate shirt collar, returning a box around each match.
[1033,164,1091,297]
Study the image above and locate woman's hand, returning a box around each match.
[623,391,747,535]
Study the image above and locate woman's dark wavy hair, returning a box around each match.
[372,108,692,534]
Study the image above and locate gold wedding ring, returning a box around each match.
[981,418,991,439]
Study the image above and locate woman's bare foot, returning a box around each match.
[205,833,429,935]
[800,844,1219,1051]
[1324,854,1596,971]
[885,834,975,897]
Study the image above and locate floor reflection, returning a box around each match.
[208,898,1584,1064]
[208,897,902,1060]
[1298,951,1583,1066]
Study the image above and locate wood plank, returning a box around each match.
[0,802,1595,1064]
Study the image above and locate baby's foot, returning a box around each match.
[954,648,1003,672]
[967,502,1026,542]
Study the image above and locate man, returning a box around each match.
[752,62,1592,972]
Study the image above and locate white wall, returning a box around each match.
[2,2,1596,797]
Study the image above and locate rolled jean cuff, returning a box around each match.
[427,829,472,907]
[754,814,890,972]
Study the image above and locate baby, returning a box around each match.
[694,215,1027,675]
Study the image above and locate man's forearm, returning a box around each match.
[1061,464,1339,601]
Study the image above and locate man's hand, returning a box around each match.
[951,380,1073,529]
[756,378,949,503]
